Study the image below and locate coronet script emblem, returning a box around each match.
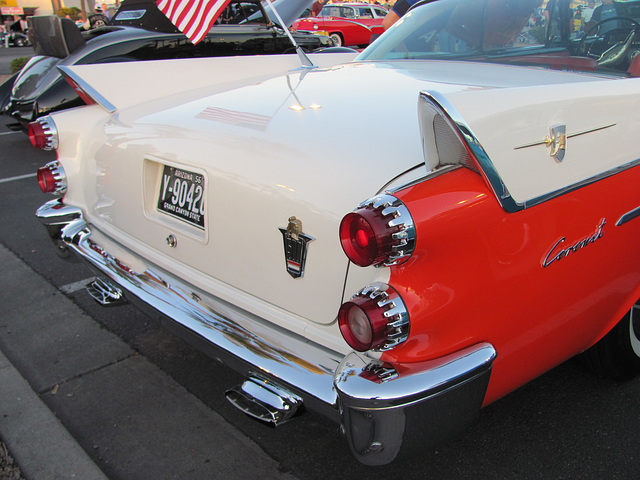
[279,216,314,278]
[542,219,605,268]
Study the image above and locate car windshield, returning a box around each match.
[321,6,356,18]
[358,0,640,75]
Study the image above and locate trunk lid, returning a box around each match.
[86,62,428,325]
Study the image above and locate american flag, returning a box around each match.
[156,0,233,44]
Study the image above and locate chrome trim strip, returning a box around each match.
[617,205,640,226]
[514,123,616,150]
[58,66,117,113]
[419,91,514,209]
[418,91,640,213]
[386,164,461,194]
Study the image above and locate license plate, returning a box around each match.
[157,165,205,229]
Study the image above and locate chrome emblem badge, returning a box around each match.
[545,124,566,162]
[279,216,314,278]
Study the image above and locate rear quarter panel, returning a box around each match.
[384,165,640,405]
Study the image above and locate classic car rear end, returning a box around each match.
[32,0,640,465]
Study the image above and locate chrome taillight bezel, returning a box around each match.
[37,160,67,195]
[339,194,416,268]
[338,283,410,352]
[29,115,58,151]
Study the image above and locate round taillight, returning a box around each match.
[338,283,409,352]
[29,121,46,149]
[28,116,58,151]
[339,194,415,268]
[37,160,67,195]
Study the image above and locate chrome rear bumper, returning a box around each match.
[37,198,496,465]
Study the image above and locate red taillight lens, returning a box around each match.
[28,121,46,149]
[28,116,58,151]
[338,283,409,352]
[37,161,67,194]
[340,211,378,267]
[339,194,415,267]
[37,165,56,193]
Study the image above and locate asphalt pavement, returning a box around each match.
[0,46,295,480]
[0,244,296,479]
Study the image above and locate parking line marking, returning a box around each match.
[0,172,36,184]
[60,277,97,294]
[0,131,20,136]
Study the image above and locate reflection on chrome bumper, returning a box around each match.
[36,198,497,465]
[335,345,496,465]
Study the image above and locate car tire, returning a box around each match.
[580,300,640,380]
[15,38,26,47]
[329,33,343,47]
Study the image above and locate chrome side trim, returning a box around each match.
[514,123,616,150]
[617,205,640,226]
[386,164,461,194]
[417,91,640,213]
[58,65,117,113]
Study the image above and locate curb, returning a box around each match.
[0,239,298,479]
[0,349,109,479]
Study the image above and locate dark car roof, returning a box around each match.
[109,0,182,33]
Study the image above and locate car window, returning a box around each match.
[361,0,545,59]
[217,1,266,24]
[374,7,388,17]
[322,6,356,18]
[347,6,358,18]
[358,7,373,18]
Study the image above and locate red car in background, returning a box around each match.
[292,2,387,47]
